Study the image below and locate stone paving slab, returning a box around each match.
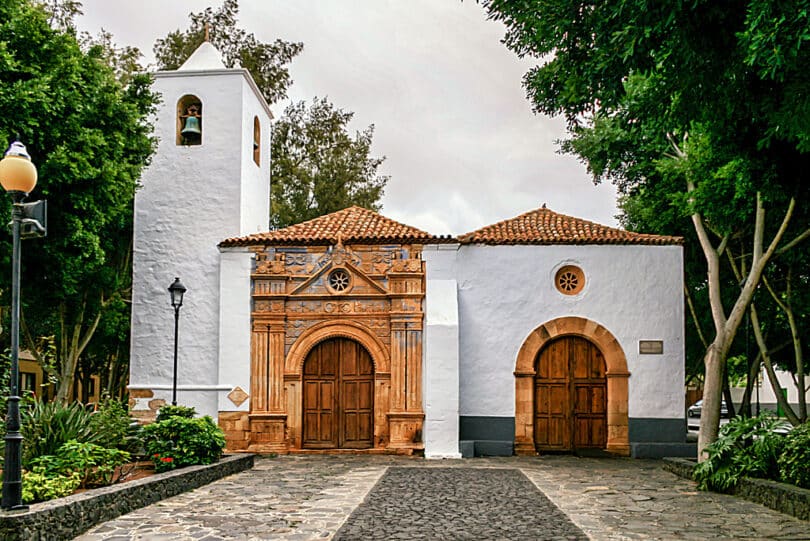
[519,456,810,540]
[76,456,389,541]
[75,455,810,541]
[333,467,587,540]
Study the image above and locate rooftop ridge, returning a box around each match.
[220,206,452,247]
[457,205,682,246]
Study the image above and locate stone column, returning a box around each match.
[513,371,536,455]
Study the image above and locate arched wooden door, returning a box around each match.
[534,336,606,451]
[303,338,374,449]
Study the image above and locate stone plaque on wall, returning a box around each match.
[639,340,664,355]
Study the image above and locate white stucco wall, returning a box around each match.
[130,68,270,419]
[453,244,685,421]
[730,368,810,405]
[423,244,462,458]
[239,81,271,235]
[217,248,253,412]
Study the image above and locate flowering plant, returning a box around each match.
[143,410,225,473]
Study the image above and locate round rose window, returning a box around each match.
[555,265,585,295]
[328,268,351,292]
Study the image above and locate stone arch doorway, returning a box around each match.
[514,317,630,456]
[302,337,374,449]
[534,336,606,451]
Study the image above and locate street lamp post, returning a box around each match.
[168,277,186,406]
[0,141,38,511]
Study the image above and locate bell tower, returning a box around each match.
[129,41,272,419]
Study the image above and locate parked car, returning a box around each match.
[688,399,729,418]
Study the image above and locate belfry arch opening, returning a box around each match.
[252,116,261,165]
[177,94,202,145]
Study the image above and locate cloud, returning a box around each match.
[78,0,619,234]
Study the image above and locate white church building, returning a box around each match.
[129,43,691,458]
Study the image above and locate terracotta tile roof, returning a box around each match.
[220,206,455,247]
[457,205,683,246]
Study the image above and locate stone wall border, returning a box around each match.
[0,454,254,540]
[663,457,810,521]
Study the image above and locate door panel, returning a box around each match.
[534,340,570,449]
[303,338,374,449]
[534,336,607,451]
[340,343,374,448]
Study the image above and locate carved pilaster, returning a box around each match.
[405,327,422,411]
[251,320,285,413]
[390,321,406,411]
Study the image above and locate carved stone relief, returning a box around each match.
[246,241,424,454]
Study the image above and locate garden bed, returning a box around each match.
[663,457,810,521]
[0,453,254,540]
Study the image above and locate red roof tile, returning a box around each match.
[457,205,682,246]
[220,206,454,247]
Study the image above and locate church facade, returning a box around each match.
[129,43,691,458]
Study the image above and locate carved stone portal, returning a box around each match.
[230,242,425,454]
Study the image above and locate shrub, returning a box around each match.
[694,413,786,491]
[156,404,196,423]
[22,468,81,504]
[88,396,139,452]
[778,423,810,488]
[30,440,131,488]
[21,400,102,468]
[142,415,225,473]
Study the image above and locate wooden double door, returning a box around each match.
[534,336,607,451]
[303,338,374,449]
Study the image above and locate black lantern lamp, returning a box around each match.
[169,276,186,309]
[168,277,186,406]
[0,141,38,511]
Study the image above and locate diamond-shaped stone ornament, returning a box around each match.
[227,386,249,407]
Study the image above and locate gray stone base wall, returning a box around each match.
[664,457,810,521]
[0,454,254,541]
[629,417,686,442]
[459,416,514,457]
[629,417,695,458]
[458,416,696,458]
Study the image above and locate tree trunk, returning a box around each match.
[750,304,801,425]
[762,272,806,422]
[739,351,762,417]
[687,191,796,459]
[698,341,726,456]
[722,371,736,418]
[55,298,103,403]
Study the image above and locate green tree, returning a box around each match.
[270,98,388,228]
[0,0,157,402]
[484,0,810,455]
[153,0,302,105]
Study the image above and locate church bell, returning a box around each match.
[180,104,202,144]
[181,116,202,140]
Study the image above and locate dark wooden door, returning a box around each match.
[534,337,606,451]
[303,338,374,449]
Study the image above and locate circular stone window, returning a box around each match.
[555,265,585,295]
[327,268,351,293]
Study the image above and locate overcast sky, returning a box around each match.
[78,0,619,235]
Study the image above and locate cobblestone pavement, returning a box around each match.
[333,467,586,540]
[76,455,810,541]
